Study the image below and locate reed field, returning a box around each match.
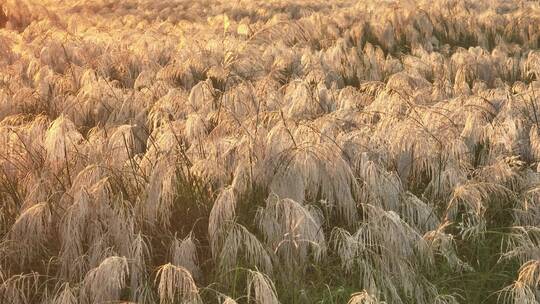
[0,0,539,303]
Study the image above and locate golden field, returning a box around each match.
[0,0,539,303]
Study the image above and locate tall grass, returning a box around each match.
[0,0,539,303]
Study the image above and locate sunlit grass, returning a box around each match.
[0,0,539,303]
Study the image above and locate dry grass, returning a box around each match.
[0,0,540,303]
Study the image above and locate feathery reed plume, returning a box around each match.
[209,187,237,258]
[129,233,152,302]
[347,290,384,304]
[217,222,273,276]
[8,202,51,263]
[107,124,142,166]
[246,270,280,304]
[499,282,538,304]
[257,195,326,272]
[81,256,129,304]
[516,260,540,289]
[156,263,202,304]
[51,283,77,304]
[44,115,83,171]
[170,234,201,281]
[144,158,177,227]
[0,272,40,304]
[221,296,239,304]
[423,222,471,271]
[331,205,436,303]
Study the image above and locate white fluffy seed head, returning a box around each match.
[170,234,201,281]
[246,270,280,304]
[81,256,129,304]
[9,202,52,262]
[44,115,83,171]
[209,187,237,258]
[257,195,326,270]
[156,263,202,304]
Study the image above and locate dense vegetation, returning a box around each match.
[0,0,539,303]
